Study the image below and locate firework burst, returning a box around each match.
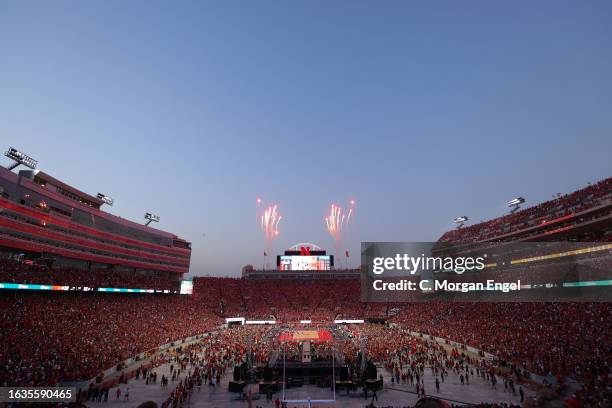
[325,200,355,242]
[260,202,282,242]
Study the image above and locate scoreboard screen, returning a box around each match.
[278,255,333,271]
[179,279,193,295]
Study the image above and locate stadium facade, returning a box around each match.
[0,166,191,280]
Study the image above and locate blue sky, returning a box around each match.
[1,1,611,276]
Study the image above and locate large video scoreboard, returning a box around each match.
[277,248,334,271]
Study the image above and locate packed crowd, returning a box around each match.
[1,266,610,388]
[0,257,178,290]
[390,302,611,380]
[192,277,369,322]
[1,176,611,406]
[441,254,612,287]
[0,292,218,386]
[439,177,611,244]
[0,284,609,408]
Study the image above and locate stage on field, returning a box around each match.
[276,330,339,406]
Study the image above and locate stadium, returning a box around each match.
[1,2,612,408]
[0,147,610,408]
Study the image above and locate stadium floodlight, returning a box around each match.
[96,193,114,206]
[454,216,468,228]
[507,197,525,213]
[5,147,38,170]
[144,212,160,226]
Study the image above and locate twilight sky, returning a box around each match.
[1,1,611,277]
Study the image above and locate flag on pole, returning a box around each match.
[264,251,267,256]
[345,250,349,258]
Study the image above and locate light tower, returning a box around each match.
[507,197,525,213]
[5,147,38,171]
[144,212,160,226]
[453,216,468,229]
